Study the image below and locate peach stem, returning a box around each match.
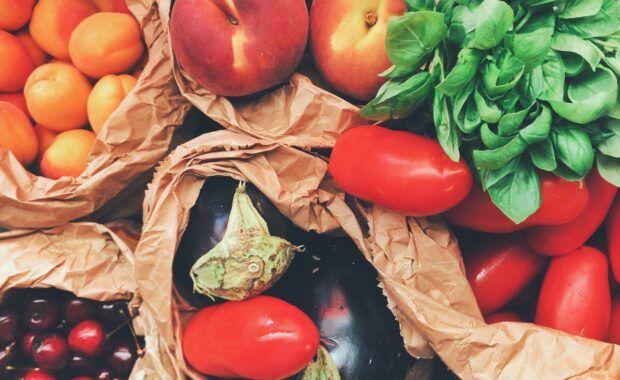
[365,11,377,27]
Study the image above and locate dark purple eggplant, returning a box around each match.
[268,234,414,380]
[173,177,291,307]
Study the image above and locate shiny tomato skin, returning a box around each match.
[182,296,319,379]
[535,246,611,340]
[485,311,523,324]
[526,170,618,256]
[608,298,620,344]
[608,196,620,282]
[444,172,589,233]
[464,234,547,314]
[329,126,473,216]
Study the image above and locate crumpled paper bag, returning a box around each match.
[0,222,181,379]
[134,130,465,378]
[0,0,192,229]
[163,0,365,149]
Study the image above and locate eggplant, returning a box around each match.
[268,233,415,380]
[173,177,291,307]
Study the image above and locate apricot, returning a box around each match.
[40,129,96,179]
[34,124,58,159]
[69,12,144,78]
[29,0,97,60]
[24,62,92,132]
[0,101,38,166]
[91,0,132,14]
[16,29,50,67]
[0,93,29,118]
[170,0,309,97]
[0,30,34,92]
[0,0,34,31]
[87,74,137,133]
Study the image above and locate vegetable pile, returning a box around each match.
[362,0,620,222]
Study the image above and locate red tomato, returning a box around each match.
[608,298,620,344]
[485,311,523,324]
[464,234,547,314]
[608,196,620,282]
[182,296,319,379]
[535,246,611,340]
[329,126,473,216]
[526,170,618,256]
[444,172,589,233]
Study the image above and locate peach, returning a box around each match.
[310,0,406,101]
[16,29,50,67]
[0,30,34,92]
[29,0,97,60]
[40,129,95,179]
[0,101,38,166]
[0,93,29,118]
[24,62,93,132]
[170,0,309,97]
[34,124,58,159]
[69,12,144,78]
[91,0,132,14]
[88,74,137,133]
[0,0,34,31]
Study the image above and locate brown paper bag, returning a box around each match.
[164,0,365,149]
[0,0,192,229]
[0,222,182,379]
[134,130,467,378]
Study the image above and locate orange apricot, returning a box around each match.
[87,74,137,133]
[0,0,35,31]
[0,30,34,92]
[24,62,92,132]
[0,92,30,118]
[91,0,132,14]
[0,101,38,166]
[40,129,96,179]
[34,124,58,159]
[69,12,144,78]
[16,29,50,67]
[29,0,97,60]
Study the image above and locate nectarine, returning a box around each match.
[24,62,92,132]
[40,129,95,179]
[0,101,38,166]
[29,0,97,60]
[69,12,144,78]
[0,0,34,31]
[0,93,29,118]
[310,0,406,101]
[0,30,34,92]
[170,0,309,96]
[16,29,50,67]
[34,124,58,160]
[91,0,132,14]
[88,74,137,133]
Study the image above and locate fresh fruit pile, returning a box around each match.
[0,0,145,179]
[0,288,143,380]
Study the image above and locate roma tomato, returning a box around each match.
[535,246,611,340]
[329,126,472,216]
[608,298,620,344]
[444,172,589,233]
[526,170,618,256]
[485,311,523,324]
[182,296,319,379]
[464,234,547,314]
[608,196,620,282]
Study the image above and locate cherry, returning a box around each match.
[62,298,96,326]
[68,320,108,357]
[97,302,129,328]
[24,296,60,332]
[23,370,58,380]
[21,332,36,360]
[0,311,20,344]
[70,377,94,380]
[94,368,122,380]
[32,333,69,372]
[0,343,17,376]
[105,341,137,376]
[67,353,98,375]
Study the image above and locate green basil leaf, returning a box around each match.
[468,0,514,50]
[525,0,561,7]
[453,81,482,133]
[551,125,595,178]
[559,0,604,19]
[608,98,620,119]
[604,51,620,76]
[479,154,519,190]
[481,50,525,98]
[437,49,483,96]
[597,152,620,186]
[480,123,512,149]
[448,5,476,45]
[549,66,619,124]
[473,137,529,170]
[598,118,620,157]
[434,92,461,161]
[560,52,588,77]
[539,51,565,101]
[529,138,558,171]
[498,106,531,135]
[559,0,620,38]
[509,12,555,71]
[386,12,448,75]
[474,87,503,123]
[552,32,604,71]
[483,156,542,223]
[406,0,436,11]
[519,105,553,144]
[517,67,544,107]
[501,91,520,111]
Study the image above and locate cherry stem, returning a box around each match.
[106,318,130,338]
[120,309,145,357]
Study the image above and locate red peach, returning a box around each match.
[0,30,34,92]
[16,29,50,67]
[0,0,35,31]
[0,101,38,166]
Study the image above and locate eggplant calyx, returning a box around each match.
[190,182,300,301]
[300,346,341,380]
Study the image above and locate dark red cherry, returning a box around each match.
[68,320,108,357]
[21,332,36,360]
[94,368,122,380]
[0,343,17,376]
[24,296,60,332]
[97,302,129,328]
[67,353,98,375]
[69,377,94,380]
[32,333,69,372]
[23,370,58,380]
[0,311,20,344]
[62,298,96,326]
[105,341,137,376]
